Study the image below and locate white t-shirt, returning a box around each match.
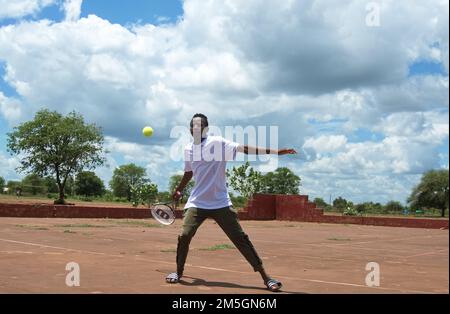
[183,136,240,209]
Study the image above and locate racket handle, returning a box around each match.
[172,190,182,200]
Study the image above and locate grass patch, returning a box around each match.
[199,244,236,251]
[160,248,176,253]
[63,230,76,234]
[113,220,162,228]
[54,224,108,228]
[327,237,352,241]
[15,224,48,230]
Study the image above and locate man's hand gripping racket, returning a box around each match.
[150,191,183,225]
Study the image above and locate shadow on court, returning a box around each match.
[179,276,307,294]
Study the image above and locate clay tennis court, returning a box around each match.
[0,216,448,294]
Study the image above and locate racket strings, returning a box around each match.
[151,204,176,225]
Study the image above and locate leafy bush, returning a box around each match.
[343,206,359,216]
[130,183,158,207]
[230,193,247,208]
[47,193,58,199]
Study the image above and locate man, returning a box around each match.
[166,113,297,291]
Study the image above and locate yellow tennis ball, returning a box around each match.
[142,126,153,137]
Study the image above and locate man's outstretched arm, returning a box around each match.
[237,145,297,155]
[172,171,193,201]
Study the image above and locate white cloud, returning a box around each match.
[63,0,82,22]
[91,154,118,190]
[105,136,169,164]
[299,171,422,205]
[85,53,132,86]
[371,75,449,113]
[301,131,444,176]
[178,0,449,94]
[303,135,348,155]
[0,151,21,181]
[0,2,447,133]
[0,0,448,202]
[374,110,449,143]
[0,0,55,19]
[0,92,22,123]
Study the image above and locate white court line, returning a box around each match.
[323,234,440,246]
[3,225,446,263]
[110,227,426,252]
[33,224,446,258]
[0,250,33,254]
[0,238,176,265]
[0,238,126,258]
[174,264,435,294]
[0,237,438,294]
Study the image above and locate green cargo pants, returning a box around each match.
[176,206,263,276]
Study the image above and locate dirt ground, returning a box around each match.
[0,216,448,294]
[0,195,141,208]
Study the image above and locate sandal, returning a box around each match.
[166,272,180,283]
[265,279,282,291]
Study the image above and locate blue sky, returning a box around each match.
[0,0,183,26]
[409,61,447,77]
[0,0,448,204]
[80,0,183,26]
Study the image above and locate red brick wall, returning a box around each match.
[1,198,448,229]
[241,194,276,220]
[317,214,449,229]
[275,194,324,220]
[239,194,449,229]
[0,203,55,218]
[0,203,152,219]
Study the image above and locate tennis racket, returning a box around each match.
[150,197,182,225]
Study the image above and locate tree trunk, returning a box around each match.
[55,170,65,205]
[442,207,446,218]
[127,187,131,202]
[54,183,66,204]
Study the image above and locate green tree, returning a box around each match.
[343,204,359,216]
[131,182,158,207]
[75,171,105,197]
[333,197,348,212]
[102,190,114,202]
[226,162,264,198]
[168,174,195,198]
[0,176,5,189]
[44,176,59,193]
[384,201,404,213]
[408,169,449,217]
[313,197,330,210]
[355,202,383,214]
[157,191,172,203]
[262,167,301,194]
[6,180,21,195]
[21,173,47,195]
[64,175,76,196]
[7,109,106,204]
[229,192,248,208]
[355,203,366,215]
[109,163,147,201]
